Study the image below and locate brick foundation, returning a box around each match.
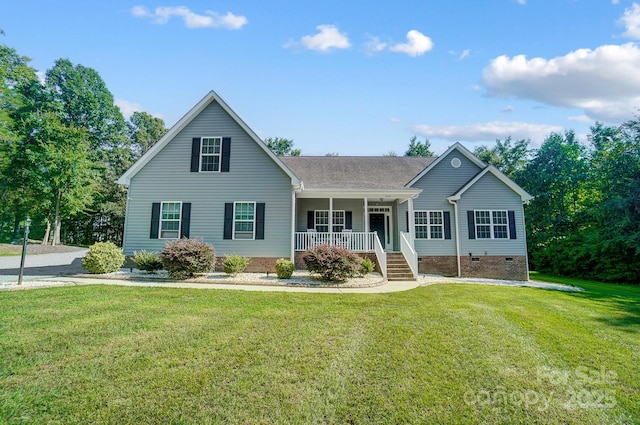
[461,255,528,281]
[215,257,282,273]
[418,256,458,277]
[294,252,382,274]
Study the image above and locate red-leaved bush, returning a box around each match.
[159,238,215,279]
[302,244,362,282]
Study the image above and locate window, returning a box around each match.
[475,210,508,239]
[160,202,181,239]
[200,137,222,172]
[415,210,444,239]
[315,210,345,232]
[233,202,255,240]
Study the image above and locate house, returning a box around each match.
[117,91,533,281]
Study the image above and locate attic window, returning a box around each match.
[451,157,461,168]
[200,137,222,172]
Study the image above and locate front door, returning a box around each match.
[370,213,386,249]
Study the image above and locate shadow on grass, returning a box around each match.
[536,273,640,331]
[0,258,86,277]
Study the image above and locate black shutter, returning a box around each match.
[467,210,476,240]
[150,203,160,239]
[345,211,352,230]
[406,211,409,232]
[191,138,201,172]
[508,210,517,239]
[221,137,231,172]
[180,203,191,238]
[444,211,451,240]
[307,211,315,230]
[224,203,233,239]
[255,203,265,239]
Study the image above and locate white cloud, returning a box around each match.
[364,35,387,55]
[412,121,563,144]
[515,0,526,4]
[115,98,164,120]
[115,99,144,119]
[285,25,350,52]
[482,43,640,122]
[619,3,640,39]
[387,117,401,123]
[131,6,247,30]
[612,0,620,5]
[458,49,471,60]
[568,115,593,123]
[501,105,514,113]
[389,30,433,57]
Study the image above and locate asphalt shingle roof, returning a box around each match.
[279,156,435,190]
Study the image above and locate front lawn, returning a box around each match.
[0,277,638,424]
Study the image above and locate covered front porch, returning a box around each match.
[291,189,422,279]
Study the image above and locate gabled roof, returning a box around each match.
[448,165,534,203]
[117,90,300,186]
[280,156,434,191]
[406,142,485,187]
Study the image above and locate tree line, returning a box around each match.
[1,41,637,282]
[0,43,166,246]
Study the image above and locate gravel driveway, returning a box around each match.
[0,246,88,278]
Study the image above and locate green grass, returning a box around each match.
[0,277,638,424]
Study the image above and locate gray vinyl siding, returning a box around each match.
[296,199,366,232]
[122,101,293,257]
[409,148,482,256]
[458,174,527,256]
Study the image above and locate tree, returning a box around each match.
[383,150,397,157]
[405,136,433,157]
[127,111,166,159]
[473,137,530,182]
[325,152,339,156]
[0,44,41,241]
[264,137,300,156]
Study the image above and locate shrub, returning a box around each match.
[159,238,215,279]
[222,254,250,276]
[82,242,125,274]
[360,258,375,276]
[275,258,295,279]
[302,244,362,283]
[132,250,163,273]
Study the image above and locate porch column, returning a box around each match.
[408,197,415,244]
[329,197,333,243]
[364,197,369,250]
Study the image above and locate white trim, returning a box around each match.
[232,201,256,240]
[407,142,485,187]
[414,210,445,240]
[448,199,462,277]
[368,207,393,251]
[447,165,534,203]
[117,90,300,186]
[199,136,222,172]
[314,209,345,233]
[159,201,182,239]
[474,209,509,240]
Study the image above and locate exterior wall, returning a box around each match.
[457,174,528,257]
[295,199,366,232]
[294,251,380,273]
[215,257,282,273]
[461,255,528,281]
[122,101,293,258]
[409,148,482,257]
[418,256,458,276]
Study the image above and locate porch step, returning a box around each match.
[386,252,416,281]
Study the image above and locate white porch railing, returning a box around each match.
[400,231,418,279]
[295,231,376,252]
[373,233,387,279]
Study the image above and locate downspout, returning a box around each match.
[448,198,461,277]
[290,188,296,263]
[521,201,530,281]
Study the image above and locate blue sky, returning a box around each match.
[4,0,640,155]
